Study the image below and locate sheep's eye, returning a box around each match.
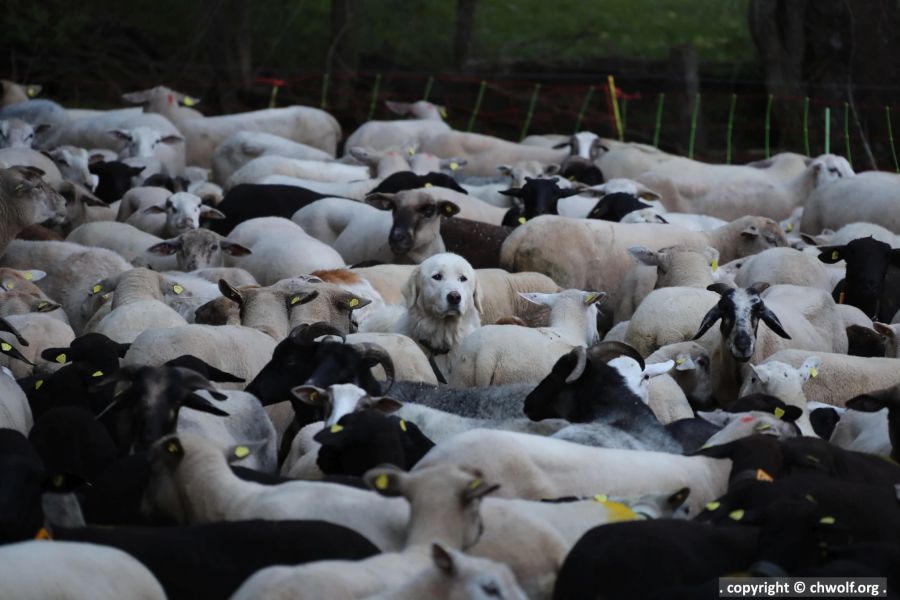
[420,205,436,217]
[482,582,501,597]
[459,275,467,282]
[432,273,443,281]
[643,374,650,381]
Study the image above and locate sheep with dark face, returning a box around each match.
[817,236,900,322]
[498,177,581,227]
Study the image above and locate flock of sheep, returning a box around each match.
[0,77,899,599]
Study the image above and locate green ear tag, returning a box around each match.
[375,473,389,490]
[831,250,839,260]
[425,182,433,188]
[34,380,43,390]
[594,494,609,503]
[172,284,184,295]
[330,424,343,433]
[4,282,13,290]
[711,259,718,272]
[92,284,102,294]
[37,301,48,310]
[729,509,745,521]
[819,516,835,525]
[399,419,407,432]
[705,501,720,511]
[55,353,67,364]
[23,272,33,281]
[290,296,300,305]
[349,298,360,308]
[809,367,818,378]
[518,216,526,225]
[785,223,794,233]
[92,370,104,378]
[166,441,180,455]
[468,478,482,490]
[774,407,785,419]
[233,446,250,459]
[0,343,11,352]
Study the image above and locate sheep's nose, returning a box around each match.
[447,291,461,305]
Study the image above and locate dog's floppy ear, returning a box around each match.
[473,273,484,315]
[402,264,422,309]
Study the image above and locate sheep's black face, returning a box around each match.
[819,237,900,319]
[694,285,789,363]
[525,352,585,421]
[0,444,44,544]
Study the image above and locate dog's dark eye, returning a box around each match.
[432,273,443,281]
[459,276,467,282]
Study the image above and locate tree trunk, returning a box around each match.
[453,0,478,71]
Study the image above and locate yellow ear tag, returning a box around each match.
[440,107,448,118]
[375,473,389,490]
[4,282,13,290]
[675,358,685,365]
[92,370,104,378]
[166,441,180,455]
[424,182,433,188]
[518,216,526,225]
[729,509,745,521]
[15,184,24,192]
[23,272,33,280]
[444,204,454,214]
[37,301,48,309]
[55,353,66,364]
[102,293,111,300]
[172,284,184,295]
[809,367,818,378]
[308,391,318,402]
[290,295,300,305]
[52,474,65,488]
[785,223,794,233]
[330,424,343,433]
[399,419,407,432]
[449,161,459,171]
[831,250,839,260]
[774,407,785,419]
[754,422,771,432]
[583,293,599,305]
[594,494,609,503]
[407,147,415,156]
[26,86,38,97]
[349,298,360,308]
[711,259,718,272]
[34,527,52,541]
[233,446,250,459]
[34,379,43,390]
[0,343,11,352]
[756,469,774,482]
[705,501,720,511]
[92,284,102,294]
[819,516,835,525]
[183,97,196,107]
[468,478,482,490]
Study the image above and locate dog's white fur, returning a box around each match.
[394,253,483,355]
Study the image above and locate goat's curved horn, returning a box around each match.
[351,342,396,393]
[565,345,589,383]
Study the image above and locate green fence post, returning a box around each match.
[843,102,852,168]
[422,76,434,102]
[688,93,700,159]
[574,85,595,133]
[803,97,810,156]
[367,73,382,121]
[725,93,737,164]
[824,107,831,155]
[320,73,330,110]
[652,92,665,148]
[887,106,899,173]
[607,75,624,141]
[467,80,487,133]
[764,93,773,159]
[520,83,541,141]
[621,98,628,138]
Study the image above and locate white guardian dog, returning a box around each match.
[395,252,483,361]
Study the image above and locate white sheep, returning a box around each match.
[148,228,252,272]
[0,119,46,149]
[0,540,166,600]
[126,191,225,238]
[0,366,32,434]
[0,148,64,189]
[224,217,345,285]
[801,171,900,235]
[344,99,451,152]
[418,131,567,177]
[211,130,332,185]
[447,289,605,387]
[729,247,834,291]
[738,357,822,436]
[65,221,177,271]
[225,155,371,190]
[414,428,729,515]
[122,85,341,165]
[0,313,75,379]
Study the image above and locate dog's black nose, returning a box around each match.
[447,291,461,305]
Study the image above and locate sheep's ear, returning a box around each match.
[147,240,182,256]
[644,360,674,379]
[384,100,412,116]
[200,206,226,220]
[674,354,696,371]
[226,441,265,464]
[462,476,500,504]
[498,187,523,198]
[181,392,229,417]
[582,291,607,306]
[519,292,555,307]
[759,304,791,339]
[291,385,328,406]
[817,245,846,264]
[34,299,61,313]
[218,279,244,306]
[667,487,691,510]
[18,269,46,282]
[799,357,821,382]
[359,395,403,413]
[286,290,319,309]
[110,129,132,142]
[431,543,458,576]
[748,363,766,383]
[219,241,251,257]
[366,193,397,211]
[336,293,371,312]
[628,245,659,266]
[437,201,460,217]
[693,306,722,340]
[874,322,896,338]
[142,204,169,215]
[496,165,513,176]
[364,465,405,497]
[552,140,572,149]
